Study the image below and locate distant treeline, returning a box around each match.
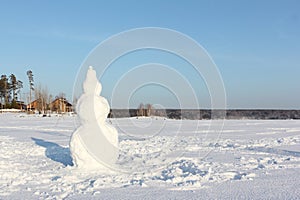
[108,109,300,120]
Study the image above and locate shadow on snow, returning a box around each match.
[31,137,74,166]
[246,146,300,157]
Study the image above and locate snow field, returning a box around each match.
[0,113,299,199]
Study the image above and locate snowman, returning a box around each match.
[70,66,118,171]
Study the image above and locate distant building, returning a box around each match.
[16,100,26,110]
[50,98,73,113]
[27,99,39,111]
[27,98,73,113]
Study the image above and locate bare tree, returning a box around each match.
[34,84,43,113]
[48,94,53,112]
[72,96,79,113]
[145,104,153,116]
[137,103,145,116]
[34,83,50,114]
[42,86,49,112]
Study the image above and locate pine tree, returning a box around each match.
[0,75,10,108]
[26,70,34,112]
[17,80,23,98]
[9,74,17,105]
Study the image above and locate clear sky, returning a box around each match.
[0,0,299,109]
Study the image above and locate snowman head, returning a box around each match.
[78,66,108,124]
[83,66,102,96]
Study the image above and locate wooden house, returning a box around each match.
[27,98,73,113]
[50,98,73,113]
[27,99,39,111]
[16,100,26,110]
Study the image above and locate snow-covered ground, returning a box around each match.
[0,113,300,199]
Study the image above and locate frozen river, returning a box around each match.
[0,113,299,199]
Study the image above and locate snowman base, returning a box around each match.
[70,131,116,173]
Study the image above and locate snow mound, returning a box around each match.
[154,160,208,186]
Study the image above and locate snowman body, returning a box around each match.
[70,67,118,171]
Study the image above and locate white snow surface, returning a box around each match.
[0,113,300,199]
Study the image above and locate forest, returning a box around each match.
[0,73,23,109]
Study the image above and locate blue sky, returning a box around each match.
[0,0,299,109]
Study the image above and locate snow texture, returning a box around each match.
[69,66,118,171]
[0,113,300,199]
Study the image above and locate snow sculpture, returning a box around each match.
[70,66,118,171]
